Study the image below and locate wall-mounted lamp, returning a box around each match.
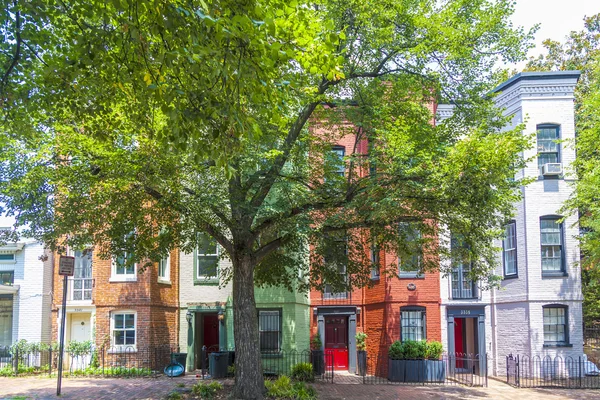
[217,310,225,324]
[313,307,318,316]
[186,310,193,325]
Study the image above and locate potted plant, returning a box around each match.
[425,341,446,382]
[355,332,367,376]
[387,340,427,382]
[310,335,324,375]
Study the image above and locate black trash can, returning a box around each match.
[209,352,228,378]
[227,351,235,366]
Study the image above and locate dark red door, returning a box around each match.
[454,318,464,368]
[325,316,348,370]
[203,314,219,350]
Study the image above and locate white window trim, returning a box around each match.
[67,247,94,304]
[110,250,137,282]
[197,237,220,280]
[158,253,171,284]
[0,252,16,265]
[109,310,137,352]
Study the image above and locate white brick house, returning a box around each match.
[438,71,584,376]
[0,216,54,349]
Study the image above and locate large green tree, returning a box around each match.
[525,14,600,325]
[1,0,533,397]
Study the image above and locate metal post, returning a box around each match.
[48,347,52,376]
[57,274,68,396]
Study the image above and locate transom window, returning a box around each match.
[543,306,568,345]
[158,254,170,282]
[112,312,136,347]
[540,217,564,274]
[503,221,517,277]
[0,254,15,264]
[259,310,281,353]
[537,125,560,173]
[196,234,218,279]
[401,307,426,342]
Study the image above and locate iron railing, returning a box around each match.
[506,354,600,388]
[363,351,488,387]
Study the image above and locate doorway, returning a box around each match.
[453,317,479,372]
[324,316,348,370]
[195,313,220,369]
[68,313,91,370]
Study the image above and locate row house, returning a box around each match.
[0,216,53,349]
[438,70,584,376]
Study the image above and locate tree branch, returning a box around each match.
[1,7,21,99]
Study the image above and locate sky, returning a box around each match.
[508,0,599,69]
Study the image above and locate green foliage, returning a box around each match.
[165,392,182,400]
[388,340,429,360]
[290,362,314,382]
[425,341,444,360]
[310,336,322,351]
[192,381,223,399]
[66,340,93,357]
[265,376,317,400]
[90,350,100,369]
[355,332,367,351]
[227,364,236,376]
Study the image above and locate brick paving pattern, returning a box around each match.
[3,376,600,399]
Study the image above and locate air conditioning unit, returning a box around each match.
[541,163,562,176]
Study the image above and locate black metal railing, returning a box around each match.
[506,354,600,388]
[198,347,334,383]
[363,351,487,387]
[0,345,176,377]
[314,291,354,305]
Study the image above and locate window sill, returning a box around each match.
[398,274,424,279]
[108,348,138,354]
[542,272,568,278]
[157,278,172,285]
[543,343,572,348]
[194,278,219,286]
[503,274,519,280]
[261,352,283,359]
[109,276,137,283]
[370,276,380,281]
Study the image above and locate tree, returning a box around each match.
[0,1,533,398]
[525,14,600,324]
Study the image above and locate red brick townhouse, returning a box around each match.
[50,246,180,365]
[309,102,442,374]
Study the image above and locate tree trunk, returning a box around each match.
[231,254,265,399]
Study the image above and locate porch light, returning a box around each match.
[186,310,193,324]
[218,310,224,323]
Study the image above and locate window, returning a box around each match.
[540,216,565,275]
[158,253,170,283]
[259,309,281,353]
[450,236,477,299]
[72,250,92,301]
[0,254,15,264]
[328,146,345,177]
[503,221,517,277]
[398,223,422,278]
[543,305,568,345]
[401,307,426,342]
[0,271,13,286]
[370,245,380,280]
[112,234,136,280]
[537,125,560,174]
[323,234,348,299]
[196,234,219,281]
[111,312,136,348]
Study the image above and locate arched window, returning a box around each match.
[400,306,426,342]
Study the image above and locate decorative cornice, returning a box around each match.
[494,83,577,110]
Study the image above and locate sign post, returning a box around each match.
[57,255,75,396]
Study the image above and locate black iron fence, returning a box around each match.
[198,347,334,383]
[0,345,175,377]
[363,352,488,387]
[506,354,600,388]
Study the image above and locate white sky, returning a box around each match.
[508,0,600,69]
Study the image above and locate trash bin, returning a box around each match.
[209,352,228,379]
[172,352,187,368]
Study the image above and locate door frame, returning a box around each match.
[315,306,357,373]
[186,306,227,372]
[446,306,486,376]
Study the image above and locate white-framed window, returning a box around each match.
[401,306,426,342]
[540,216,565,275]
[503,221,517,277]
[71,249,93,301]
[543,305,569,346]
[111,234,137,282]
[398,223,422,278]
[370,244,380,280]
[158,253,171,283]
[196,233,219,281]
[0,253,15,264]
[111,311,136,349]
[537,124,560,174]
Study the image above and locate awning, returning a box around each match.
[0,284,18,295]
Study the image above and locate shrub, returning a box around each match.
[265,376,317,400]
[355,332,367,351]
[90,350,100,369]
[165,391,182,400]
[227,364,235,376]
[310,336,322,351]
[426,341,444,360]
[192,381,223,399]
[290,362,314,382]
[388,340,427,360]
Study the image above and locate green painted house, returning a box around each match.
[178,235,310,372]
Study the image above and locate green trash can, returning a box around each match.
[209,352,228,378]
[172,353,187,368]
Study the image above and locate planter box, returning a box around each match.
[388,359,426,382]
[357,351,366,376]
[311,350,325,375]
[425,359,446,382]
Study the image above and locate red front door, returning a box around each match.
[325,316,348,370]
[454,318,464,368]
[203,314,219,350]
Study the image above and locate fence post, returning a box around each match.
[516,355,520,387]
[13,347,18,376]
[579,356,582,388]
[49,347,52,376]
[101,345,105,376]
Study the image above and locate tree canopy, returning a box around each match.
[1,0,533,397]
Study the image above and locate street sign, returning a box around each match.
[58,255,75,276]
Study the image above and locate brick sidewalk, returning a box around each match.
[2,376,600,399]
